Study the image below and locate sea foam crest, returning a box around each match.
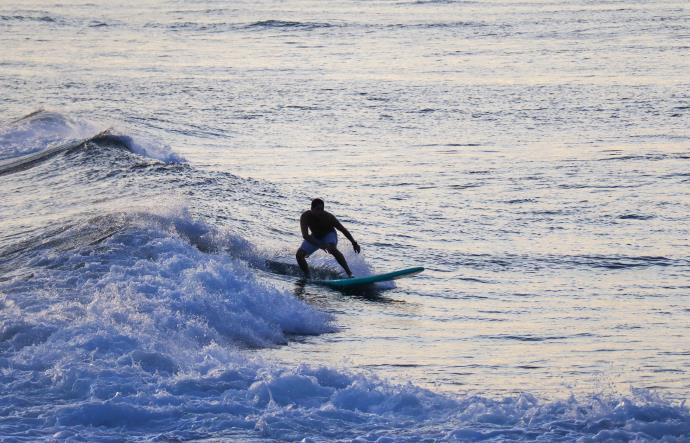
[104,131,185,164]
[0,110,185,164]
[0,110,100,161]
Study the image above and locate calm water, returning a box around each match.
[1,0,689,441]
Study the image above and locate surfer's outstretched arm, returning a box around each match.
[334,219,360,253]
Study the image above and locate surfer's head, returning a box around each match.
[311,198,325,211]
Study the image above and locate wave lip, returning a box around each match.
[0,128,112,177]
[0,110,101,162]
[0,110,185,172]
[101,132,185,163]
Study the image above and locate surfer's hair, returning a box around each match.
[311,198,324,209]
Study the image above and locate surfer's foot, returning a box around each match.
[346,273,353,278]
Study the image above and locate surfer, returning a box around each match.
[296,198,360,278]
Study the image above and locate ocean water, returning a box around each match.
[1,0,690,441]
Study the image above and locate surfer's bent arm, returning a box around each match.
[334,218,361,253]
[300,213,325,246]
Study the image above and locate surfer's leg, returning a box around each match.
[296,248,310,277]
[326,245,353,277]
[297,238,320,278]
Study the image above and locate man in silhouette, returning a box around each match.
[296,198,360,278]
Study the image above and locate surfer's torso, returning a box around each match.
[301,209,337,238]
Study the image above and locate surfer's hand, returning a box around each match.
[352,241,360,254]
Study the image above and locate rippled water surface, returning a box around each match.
[1,0,689,441]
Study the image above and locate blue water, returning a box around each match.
[1,1,690,441]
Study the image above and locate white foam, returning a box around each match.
[0,210,688,441]
[0,110,185,164]
[0,110,101,161]
[105,131,186,164]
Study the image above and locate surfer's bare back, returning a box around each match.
[296,198,360,278]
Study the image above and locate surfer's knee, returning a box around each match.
[296,248,307,260]
[325,245,338,255]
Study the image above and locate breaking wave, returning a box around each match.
[0,110,184,171]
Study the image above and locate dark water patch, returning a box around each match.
[145,21,238,33]
[88,21,110,28]
[600,153,670,161]
[662,172,690,179]
[600,149,690,162]
[364,363,425,368]
[557,183,639,189]
[571,255,677,270]
[618,214,655,220]
[505,198,536,204]
[480,334,591,342]
[386,21,487,30]
[455,253,686,273]
[416,143,482,148]
[449,183,482,190]
[457,277,493,284]
[283,105,322,111]
[592,348,632,352]
[613,324,643,330]
[235,113,263,120]
[167,21,224,32]
[246,20,335,31]
[405,0,476,4]
[530,209,564,215]
[0,13,110,28]
[0,14,59,24]
[169,8,232,15]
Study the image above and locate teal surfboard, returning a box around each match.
[314,267,424,289]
